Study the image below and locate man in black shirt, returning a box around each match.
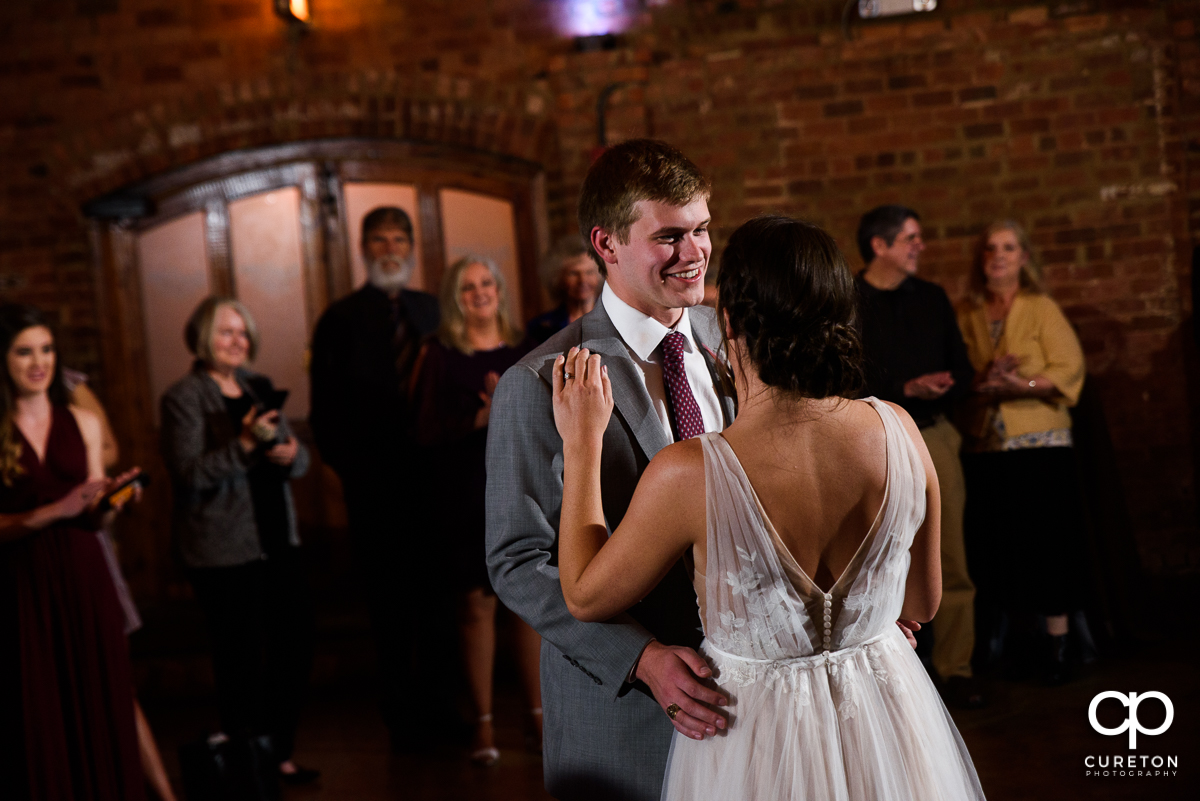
[309,207,442,747]
[854,205,983,707]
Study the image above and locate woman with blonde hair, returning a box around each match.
[160,296,318,784]
[413,256,542,764]
[957,220,1087,684]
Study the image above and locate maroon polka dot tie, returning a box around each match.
[660,331,705,441]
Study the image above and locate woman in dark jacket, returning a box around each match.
[160,296,317,784]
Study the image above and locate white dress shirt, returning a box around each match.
[601,283,724,442]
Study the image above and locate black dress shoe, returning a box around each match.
[943,675,987,709]
[1044,634,1071,686]
[279,765,320,785]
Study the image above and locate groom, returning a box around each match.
[486,140,736,800]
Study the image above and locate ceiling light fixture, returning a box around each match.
[275,0,311,24]
[858,0,936,18]
[843,0,936,39]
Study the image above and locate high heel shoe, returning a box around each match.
[470,714,500,767]
[527,707,543,755]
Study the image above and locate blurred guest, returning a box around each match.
[160,297,317,783]
[0,304,145,801]
[957,220,1086,685]
[413,256,542,764]
[308,207,442,748]
[65,369,178,801]
[854,205,982,708]
[526,236,603,344]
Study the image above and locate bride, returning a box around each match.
[551,215,985,800]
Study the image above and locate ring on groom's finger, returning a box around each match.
[666,703,681,720]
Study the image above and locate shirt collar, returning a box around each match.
[602,282,699,362]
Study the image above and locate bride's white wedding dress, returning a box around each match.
[662,399,985,800]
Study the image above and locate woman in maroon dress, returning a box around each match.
[413,256,541,765]
[0,304,145,801]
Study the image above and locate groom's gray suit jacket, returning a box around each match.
[486,299,735,801]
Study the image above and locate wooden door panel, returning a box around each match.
[136,212,211,426]
[228,186,312,420]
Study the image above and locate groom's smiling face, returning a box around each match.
[593,197,711,328]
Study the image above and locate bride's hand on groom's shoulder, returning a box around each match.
[552,347,614,450]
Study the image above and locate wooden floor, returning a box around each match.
[140,631,1198,801]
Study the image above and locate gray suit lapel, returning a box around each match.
[689,308,738,428]
[535,299,672,461]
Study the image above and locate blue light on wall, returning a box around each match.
[560,0,639,38]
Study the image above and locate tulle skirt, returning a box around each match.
[661,627,985,801]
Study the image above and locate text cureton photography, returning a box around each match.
[1085,690,1180,779]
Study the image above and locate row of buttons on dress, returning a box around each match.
[822,592,832,652]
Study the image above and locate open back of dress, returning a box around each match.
[662,398,985,801]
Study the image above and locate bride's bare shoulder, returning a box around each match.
[646,437,706,481]
[875,400,924,441]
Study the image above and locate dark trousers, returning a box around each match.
[189,550,314,761]
[963,447,1086,620]
[340,469,457,742]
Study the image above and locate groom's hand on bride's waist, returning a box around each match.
[896,619,922,649]
[634,641,728,741]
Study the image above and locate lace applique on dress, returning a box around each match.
[664,401,985,801]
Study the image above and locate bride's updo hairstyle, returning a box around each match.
[717,215,863,400]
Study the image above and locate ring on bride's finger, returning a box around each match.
[563,371,575,380]
[666,703,681,720]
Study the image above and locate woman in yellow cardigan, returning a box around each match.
[957,220,1086,685]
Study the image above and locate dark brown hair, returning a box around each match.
[0,304,68,485]
[717,215,863,400]
[577,139,710,276]
[855,204,920,266]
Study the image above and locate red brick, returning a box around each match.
[887,74,927,90]
[965,122,1004,138]
[864,95,909,113]
[958,86,997,103]
[1010,117,1051,136]
[913,90,954,107]
[824,100,864,117]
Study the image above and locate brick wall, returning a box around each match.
[0,0,1197,573]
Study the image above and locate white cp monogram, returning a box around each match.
[1088,691,1174,749]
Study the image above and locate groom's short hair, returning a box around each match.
[578,139,711,275]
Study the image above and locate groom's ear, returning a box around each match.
[590,226,621,270]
